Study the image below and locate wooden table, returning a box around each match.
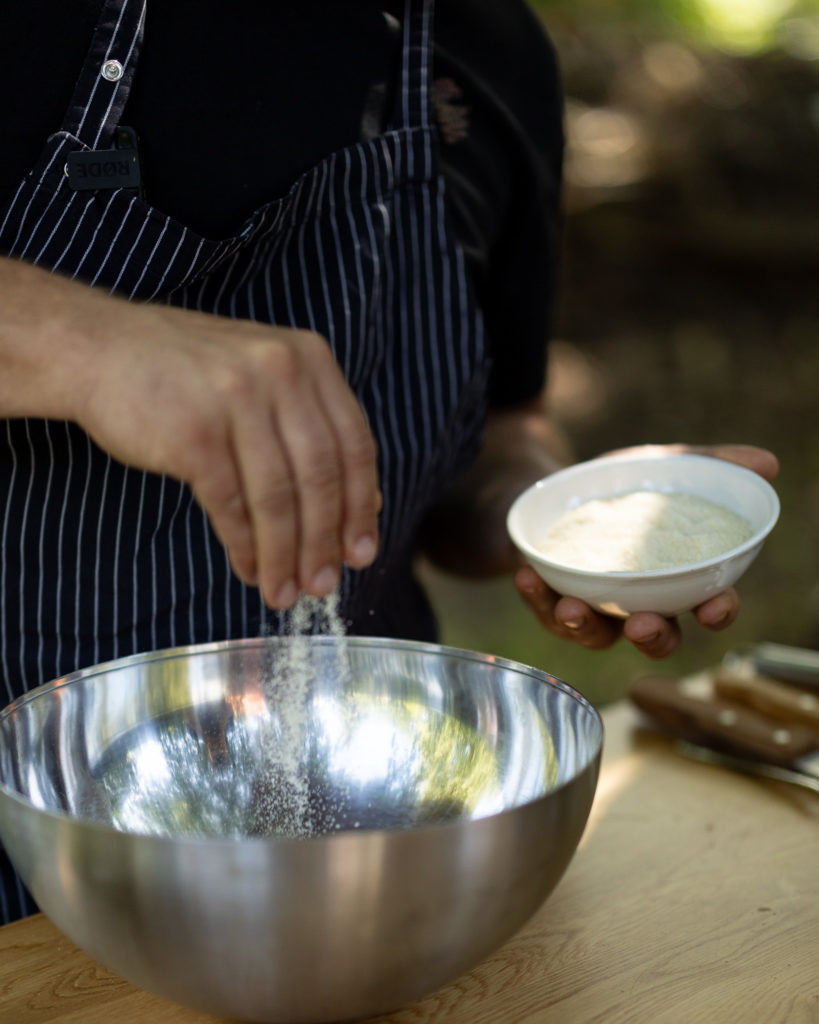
[2,701,817,1024]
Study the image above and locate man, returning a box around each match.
[0,0,776,921]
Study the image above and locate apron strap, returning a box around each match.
[60,0,146,150]
[394,0,434,136]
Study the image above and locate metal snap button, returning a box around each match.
[101,59,124,82]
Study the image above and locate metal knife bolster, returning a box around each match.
[629,675,819,768]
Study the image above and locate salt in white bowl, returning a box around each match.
[506,452,780,618]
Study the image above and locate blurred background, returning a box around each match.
[421,0,819,708]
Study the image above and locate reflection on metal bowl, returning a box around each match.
[0,636,602,1024]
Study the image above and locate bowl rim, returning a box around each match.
[507,452,780,581]
[0,635,604,840]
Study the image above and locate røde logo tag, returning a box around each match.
[67,149,141,192]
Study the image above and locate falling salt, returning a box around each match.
[251,590,351,839]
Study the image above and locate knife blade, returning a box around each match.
[722,642,819,690]
[674,739,819,795]
[629,674,819,776]
[712,663,819,731]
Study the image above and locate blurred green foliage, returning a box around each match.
[532,0,819,54]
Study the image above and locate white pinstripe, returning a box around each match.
[143,225,190,303]
[295,169,323,334]
[129,468,147,654]
[184,490,197,641]
[0,180,29,245]
[74,1,131,144]
[73,190,124,280]
[107,213,151,294]
[53,421,75,678]
[110,464,130,659]
[15,422,38,689]
[1,422,19,705]
[329,152,354,379]
[164,482,186,650]
[89,5,145,152]
[435,184,458,408]
[421,182,445,432]
[91,454,113,667]
[71,433,94,673]
[313,161,337,351]
[4,143,65,257]
[35,421,57,687]
[148,474,166,653]
[23,188,83,265]
[128,218,170,297]
[207,238,247,313]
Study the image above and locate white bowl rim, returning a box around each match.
[507,453,780,581]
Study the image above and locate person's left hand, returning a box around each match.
[513,443,780,659]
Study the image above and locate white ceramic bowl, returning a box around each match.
[506,453,780,618]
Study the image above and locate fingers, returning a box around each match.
[684,444,780,482]
[227,391,302,608]
[299,334,381,572]
[191,447,261,589]
[622,613,683,659]
[514,567,622,650]
[515,566,693,659]
[230,333,379,607]
[602,443,780,483]
[167,325,379,610]
[693,588,740,631]
[622,590,739,659]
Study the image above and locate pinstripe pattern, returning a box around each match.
[0,0,488,922]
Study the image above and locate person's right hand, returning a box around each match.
[1,260,381,609]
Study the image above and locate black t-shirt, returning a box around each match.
[0,0,563,405]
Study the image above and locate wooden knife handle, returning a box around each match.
[713,666,819,731]
[629,675,819,767]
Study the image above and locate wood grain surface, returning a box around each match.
[1,702,817,1024]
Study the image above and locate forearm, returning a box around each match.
[419,396,572,577]
[0,256,108,421]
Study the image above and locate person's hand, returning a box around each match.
[1,260,381,609]
[514,443,780,659]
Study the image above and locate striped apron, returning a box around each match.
[0,0,488,921]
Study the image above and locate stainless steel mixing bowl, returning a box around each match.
[0,636,602,1023]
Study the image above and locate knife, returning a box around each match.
[722,642,819,690]
[674,739,819,795]
[712,663,819,731]
[629,674,819,774]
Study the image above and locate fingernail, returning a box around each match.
[635,631,660,646]
[312,565,340,595]
[273,579,298,609]
[350,534,377,566]
[562,619,584,631]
